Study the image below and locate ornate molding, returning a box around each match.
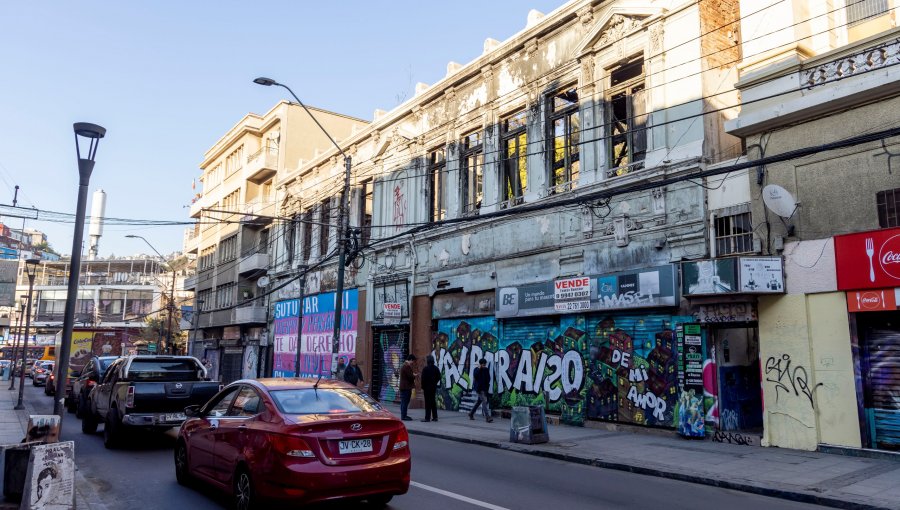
[648,22,664,54]
[804,38,900,88]
[597,14,643,48]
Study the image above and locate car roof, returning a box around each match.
[237,377,358,391]
[97,356,119,361]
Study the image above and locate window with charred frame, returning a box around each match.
[547,87,580,191]
[319,199,331,256]
[428,148,446,222]
[501,110,528,207]
[301,209,313,262]
[715,212,754,255]
[284,216,297,265]
[607,60,647,176]
[877,187,900,228]
[360,179,373,247]
[460,130,483,214]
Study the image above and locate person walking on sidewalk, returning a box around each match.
[399,354,417,421]
[420,354,440,422]
[343,358,364,388]
[469,358,493,422]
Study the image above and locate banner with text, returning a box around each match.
[298,289,358,378]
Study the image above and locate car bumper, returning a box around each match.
[33,376,48,385]
[122,413,186,428]
[257,454,411,504]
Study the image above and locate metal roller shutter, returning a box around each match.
[865,328,900,450]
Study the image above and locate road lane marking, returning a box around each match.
[410,481,511,510]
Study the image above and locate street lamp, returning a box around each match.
[15,258,40,410]
[55,122,105,420]
[126,235,176,354]
[254,77,352,379]
[8,299,26,390]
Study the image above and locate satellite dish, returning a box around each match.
[257,276,270,288]
[762,184,797,218]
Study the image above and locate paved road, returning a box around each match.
[24,385,825,510]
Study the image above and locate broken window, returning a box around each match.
[360,179,373,246]
[429,148,446,222]
[461,130,483,214]
[301,209,313,262]
[607,60,646,176]
[501,110,528,207]
[877,187,899,228]
[319,199,331,257]
[715,212,753,255]
[548,87,580,191]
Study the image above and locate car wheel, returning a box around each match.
[233,468,257,510]
[174,441,191,486]
[82,410,98,434]
[367,494,394,507]
[104,411,122,449]
[75,395,84,419]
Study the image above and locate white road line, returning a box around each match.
[410,481,511,510]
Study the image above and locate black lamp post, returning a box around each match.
[254,77,352,378]
[190,299,204,358]
[15,258,40,410]
[8,299,26,390]
[55,122,105,420]
[126,234,176,354]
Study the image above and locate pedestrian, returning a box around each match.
[343,358,364,388]
[333,356,347,381]
[399,354,417,421]
[420,354,440,422]
[469,358,493,422]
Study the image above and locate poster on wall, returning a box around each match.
[242,344,259,379]
[675,324,706,438]
[738,257,784,293]
[682,259,738,295]
[22,441,76,510]
[273,299,300,377]
[298,289,358,378]
[834,227,900,290]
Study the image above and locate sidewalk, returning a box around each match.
[0,377,106,509]
[384,403,900,510]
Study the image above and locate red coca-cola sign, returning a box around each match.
[835,227,900,290]
[846,289,898,312]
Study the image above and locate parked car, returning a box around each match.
[15,359,37,377]
[175,378,410,509]
[83,355,221,449]
[45,370,56,395]
[73,356,119,419]
[32,361,54,386]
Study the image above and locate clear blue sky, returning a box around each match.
[0,0,565,258]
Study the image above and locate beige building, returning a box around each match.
[184,101,367,383]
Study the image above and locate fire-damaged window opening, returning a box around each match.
[877,187,900,228]
[360,178,374,247]
[429,148,446,222]
[607,59,647,177]
[501,109,528,208]
[284,218,296,265]
[548,86,580,192]
[301,209,313,263]
[460,130,483,215]
[319,198,331,257]
[715,212,754,255]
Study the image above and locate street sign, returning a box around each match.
[147,343,157,353]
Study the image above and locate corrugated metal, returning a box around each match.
[500,317,559,347]
[372,327,408,404]
[865,328,900,449]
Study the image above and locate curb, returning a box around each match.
[407,428,893,510]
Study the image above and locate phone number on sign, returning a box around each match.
[554,301,590,311]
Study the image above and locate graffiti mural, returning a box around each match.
[431,314,688,427]
[377,330,406,403]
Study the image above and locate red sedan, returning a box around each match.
[175,378,410,509]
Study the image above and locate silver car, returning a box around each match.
[32,361,54,386]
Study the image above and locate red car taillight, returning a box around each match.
[271,434,315,459]
[393,426,409,451]
[125,386,135,408]
[36,369,45,374]
[86,380,96,389]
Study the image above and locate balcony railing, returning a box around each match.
[245,146,278,183]
[234,304,266,324]
[238,252,269,276]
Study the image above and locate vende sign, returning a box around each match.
[835,227,900,290]
[383,302,402,319]
[554,277,591,301]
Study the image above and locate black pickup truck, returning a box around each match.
[82,355,221,448]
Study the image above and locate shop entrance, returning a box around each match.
[859,311,900,450]
[709,326,763,434]
[371,327,408,404]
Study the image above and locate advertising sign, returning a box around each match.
[596,265,678,309]
[846,288,899,312]
[0,259,18,307]
[383,303,402,322]
[835,227,900,290]
[738,257,784,293]
[273,299,300,377]
[298,289,358,378]
[676,323,706,438]
[496,281,556,318]
[682,259,738,295]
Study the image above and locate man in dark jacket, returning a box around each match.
[343,358,364,387]
[398,354,417,421]
[420,355,441,422]
[469,358,493,422]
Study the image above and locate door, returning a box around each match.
[213,386,263,484]
[93,359,122,420]
[220,350,243,384]
[189,386,239,483]
[713,327,763,432]
[372,327,408,403]
[861,313,900,450]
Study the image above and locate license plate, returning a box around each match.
[163,413,185,422]
[338,438,372,454]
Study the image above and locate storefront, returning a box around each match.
[370,279,410,404]
[835,227,900,451]
[219,326,243,384]
[682,257,784,444]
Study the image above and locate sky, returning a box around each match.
[0,0,565,259]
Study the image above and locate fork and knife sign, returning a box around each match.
[865,237,876,282]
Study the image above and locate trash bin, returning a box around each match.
[3,446,30,502]
[509,405,549,444]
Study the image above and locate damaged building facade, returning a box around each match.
[270,0,778,435]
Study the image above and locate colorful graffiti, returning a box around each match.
[298,290,358,378]
[431,314,688,427]
[377,330,406,403]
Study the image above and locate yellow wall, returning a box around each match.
[758,292,861,451]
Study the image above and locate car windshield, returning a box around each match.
[270,388,384,415]
[127,359,200,381]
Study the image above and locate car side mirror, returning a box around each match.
[184,404,201,418]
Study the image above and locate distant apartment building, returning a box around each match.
[184,101,367,383]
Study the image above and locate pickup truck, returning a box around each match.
[82,355,221,449]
